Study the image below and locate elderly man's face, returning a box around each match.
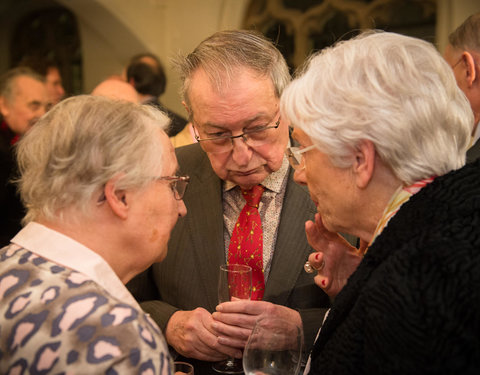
[0,76,49,135]
[187,67,289,189]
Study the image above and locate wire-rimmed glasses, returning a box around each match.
[193,115,281,154]
[155,175,190,200]
[97,175,190,204]
[285,145,316,170]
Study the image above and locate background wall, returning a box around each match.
[56,0,249,116]
[1,0,479,117]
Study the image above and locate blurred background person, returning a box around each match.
[444,12,480,162]
[0,95,187,374]
[0,67,48,246]
[281,31,479,374]
[169,122,196,148]
[126,52,188,137]
[18,55,66,106]
[91,77,139,103]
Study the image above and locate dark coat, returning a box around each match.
[309,159,480,375]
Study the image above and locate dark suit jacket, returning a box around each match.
[128,143,332,374]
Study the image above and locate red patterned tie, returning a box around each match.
[228,185,265,300]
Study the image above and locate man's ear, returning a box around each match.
[462,51,477,87]
[104,179,129,220]
[182,101,191,116]
[0,96,9,118]
[352,139,376,189]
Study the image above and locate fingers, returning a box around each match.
[165,308,240,361]
[307,252,332,291]
[314,274,331,290]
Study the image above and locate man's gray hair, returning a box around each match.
[16,95,171,223]
[281,31,473,185]
[174,29,290,112]
[448,12,480,52]
[0,67,45,102]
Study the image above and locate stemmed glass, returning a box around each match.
[212,264,252,374]
[243,316,304,375]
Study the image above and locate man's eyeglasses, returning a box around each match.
[155,175,190,200]
[285,145,316,170]
[193,115,281,154]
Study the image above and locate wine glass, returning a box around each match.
[243,316,304,375]
[212,264,252,374]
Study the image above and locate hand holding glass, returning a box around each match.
[212,264,252,374]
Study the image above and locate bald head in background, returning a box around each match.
[91,78,139,103]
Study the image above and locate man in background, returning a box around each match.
[127,53,188,136]
[444,12,480,162]
[0,67,48,245]
[18,56,66,106]
[92,77,139,103]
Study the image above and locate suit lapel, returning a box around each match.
[264,168,316,303]
[183,150,225,310]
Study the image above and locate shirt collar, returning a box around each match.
[11,222,141,308]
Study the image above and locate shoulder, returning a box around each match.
[0,246,171,373]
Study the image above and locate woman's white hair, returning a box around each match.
[16,95,170,223]
[281,31,473,185]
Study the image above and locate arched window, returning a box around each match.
[10,6,82,96]
[244,0,436,70]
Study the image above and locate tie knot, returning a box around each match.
[241,185,264,207]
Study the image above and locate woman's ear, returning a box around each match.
[103,179,129,220]
[352,139,376,189]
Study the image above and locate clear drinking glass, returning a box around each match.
[212,264,252,374]
[243,316,304,375]
[174,361,194,375]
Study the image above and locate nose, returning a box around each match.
[177,199,187,217]
[293,167,307,186]
[230,137,253,167]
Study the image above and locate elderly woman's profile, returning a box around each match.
[0,95,188,374]
[281,31,480,374]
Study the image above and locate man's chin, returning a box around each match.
[229,171,267,189]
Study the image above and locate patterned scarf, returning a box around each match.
[367,177,435,251]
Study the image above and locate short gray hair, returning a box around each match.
[16,95,171,223]
[281,31,473,185]
[448,12,480,52]
[174,29,290,112]
[0,67,45,102]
